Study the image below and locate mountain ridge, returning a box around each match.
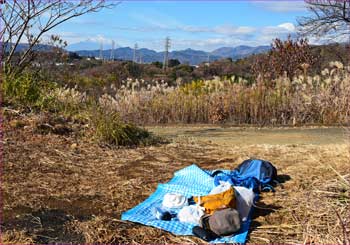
[72,45,271,65]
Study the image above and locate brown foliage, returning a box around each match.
[209,96,229,123]
[252,36,316,81]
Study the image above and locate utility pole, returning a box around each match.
[163,36,170,71]
[133,43,138,63]
[110,40,115,61]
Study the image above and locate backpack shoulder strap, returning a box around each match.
[210,170,225,177]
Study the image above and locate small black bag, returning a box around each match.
[192,226,219,242]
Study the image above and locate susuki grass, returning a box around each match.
[21,60,347,128]
[91,62,350,125]
[20,61,347,146]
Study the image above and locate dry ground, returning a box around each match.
[1,111,350,244]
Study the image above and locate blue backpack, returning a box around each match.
[212,159,278,193]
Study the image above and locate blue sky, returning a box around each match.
[52,1,310,51]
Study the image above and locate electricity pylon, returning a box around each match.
[163,36,170,70]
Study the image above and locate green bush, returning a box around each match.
[3,73,43,105]
[180,80,207,96]
[91,108,158,147]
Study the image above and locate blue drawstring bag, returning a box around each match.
[212,159,277,193]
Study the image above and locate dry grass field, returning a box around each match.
[2,112,349,244]
[2,1,350,244]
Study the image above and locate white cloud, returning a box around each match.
[262,22,295,35]
[213,25,256,35]
[46,31,118,48]
[62,21,300,51]
[307,33,350,45]
[129,12,182,30]
[109,23,257,38]
[278,22,296,32]
[236,26,257,34]
[179,25,210,33]
[171,38,261,51]
[87,34,111,44]
[253,1,307,12]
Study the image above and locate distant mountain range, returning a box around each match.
[211,45,271,59]
[3,43,55,52]
[71,45,271,65]
[3,41,271,65]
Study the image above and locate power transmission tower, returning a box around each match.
[207,54,210,65]
[110,40,115,61]
[133,43,138,63]
[99,41,103,60]
[139,51,142,64]
[163,36,170,70]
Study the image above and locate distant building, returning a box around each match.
[32,62,41,67]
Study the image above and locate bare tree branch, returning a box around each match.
[297,0,350,41]
[1,0,120,75]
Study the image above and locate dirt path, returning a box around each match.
[149,126,346,145]
[2,118,349,244]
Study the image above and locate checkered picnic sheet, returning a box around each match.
[121,164,251,243]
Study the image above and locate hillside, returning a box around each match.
[6,42,348,67]
[211,45,270,59]
[72,45,271,65]
[2,43,55,52]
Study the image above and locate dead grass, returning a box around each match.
[2,111,350,244]
[0,230,34,244]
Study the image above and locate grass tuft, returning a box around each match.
[0,230,34,244]
[91,108,160,147]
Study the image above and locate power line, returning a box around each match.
[163,36,170,70]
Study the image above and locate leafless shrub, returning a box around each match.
[252,36,316,81]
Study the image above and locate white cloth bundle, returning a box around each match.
[162,193,188,209]
[209,181,232,195]
[178,205,205,224]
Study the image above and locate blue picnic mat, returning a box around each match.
[121,164,252,243]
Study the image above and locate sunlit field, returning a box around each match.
[2,0,350,244]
